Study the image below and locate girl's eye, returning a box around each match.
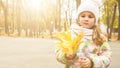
[81,15,85,17]
[88,15,94,18]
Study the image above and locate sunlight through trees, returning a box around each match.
[0,0,120,40]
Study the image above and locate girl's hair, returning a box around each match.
[92,25,105,46]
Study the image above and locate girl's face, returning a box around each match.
[78,11,95,29]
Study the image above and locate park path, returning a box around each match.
[0,37,119,68]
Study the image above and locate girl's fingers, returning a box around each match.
[81,62,89,67]
[79,57,92,68]
[65,53,76,59]
[80,61,91,68]
[79,57,87,62]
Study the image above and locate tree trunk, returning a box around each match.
[17,0,21,36]
[76,0,81,9]
[0,0,10,36]
[118,0,120,40]
[54,1,58,31]
[65,11,67,31]
[109,4,117,39]
[58,0,61,31]
[4,0,9,36]
[11,0,15,34]
[106,0,110,40]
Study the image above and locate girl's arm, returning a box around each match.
[89,42,112,68]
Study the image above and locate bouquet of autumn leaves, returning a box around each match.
[55,31,84,55]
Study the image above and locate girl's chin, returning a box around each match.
[82,26,90,29]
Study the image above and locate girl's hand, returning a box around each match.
[79,57,92,68]
[65,53,76,60]
[65,53,76,64]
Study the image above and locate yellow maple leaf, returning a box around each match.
[55,31,84,55]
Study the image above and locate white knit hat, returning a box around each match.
[77,0,100,23]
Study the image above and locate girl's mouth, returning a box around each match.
[83,23,89,25]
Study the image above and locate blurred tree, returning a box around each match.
[5,0,9,35]
[58,0,61,31]
[0,0,80,38]
[16,0,21,36]
[117,0,120,40]
[11,0,15,34]
[0,0,9,35]
[76,0,81,9]
[101,0,118,40]
[110,3,117,39]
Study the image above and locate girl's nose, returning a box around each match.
[84,16,89,20]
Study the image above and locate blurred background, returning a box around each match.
[0,0,120,68]
[0,0,120,41]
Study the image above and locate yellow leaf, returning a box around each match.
[55,31,84,55]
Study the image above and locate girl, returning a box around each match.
[55,0,112,68]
